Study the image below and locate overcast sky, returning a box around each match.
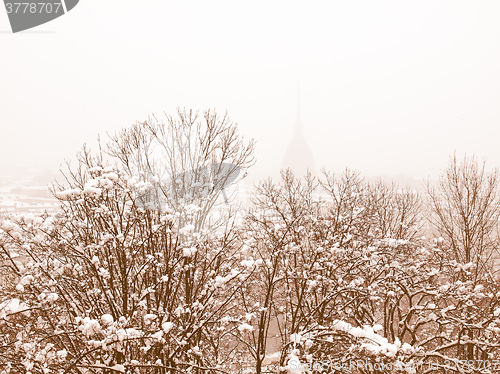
[1,1,500,183]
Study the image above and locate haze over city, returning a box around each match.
[2,1,500,184]
[5,2,500,372]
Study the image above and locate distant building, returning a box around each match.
[282,92,316,177]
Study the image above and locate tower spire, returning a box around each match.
[282,80,316,177]
[295,81,303,137]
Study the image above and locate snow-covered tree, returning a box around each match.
[107,108,255,231]
[0,110,255,374]
[237,169,500,373]
[428,155,500,281]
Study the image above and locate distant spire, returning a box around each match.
[282,81,316,177]
[295,81,303,138]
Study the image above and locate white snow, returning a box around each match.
[110,364,125,373]
[182,246,198,257]
[330,319,413,358]
[0,298,29,319]
[143,314,157,324]
[238,323,254,333]
[101,314,114,326]
[55,188,82,201]
[162,321,173,333]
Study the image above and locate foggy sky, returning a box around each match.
[1,1,500,184]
